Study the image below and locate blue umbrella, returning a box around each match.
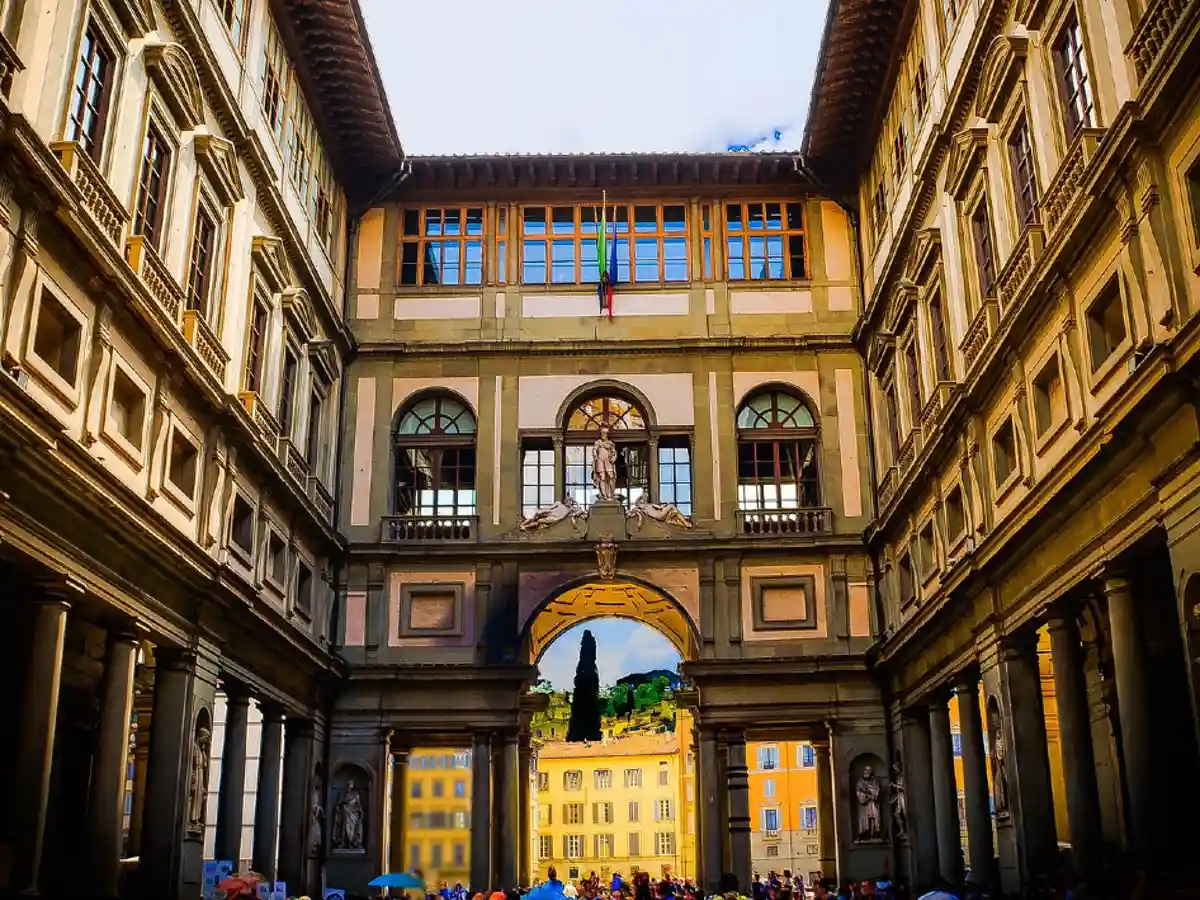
[369,873,426,889]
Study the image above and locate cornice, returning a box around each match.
[355,335,857,359]
[976,34,1031,123]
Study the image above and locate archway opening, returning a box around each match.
[526,581,697,885]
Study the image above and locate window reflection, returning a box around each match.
[399,207,485,287]
[736,389,820,511]
[393,394,478,518]
[725,202,806,281]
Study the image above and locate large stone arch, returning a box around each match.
[520,573,700,665]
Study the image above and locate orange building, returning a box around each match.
[747,741,822,882]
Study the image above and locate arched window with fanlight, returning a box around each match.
[392,393,477,538]
[563,394,651,509]
[736,388,822,532]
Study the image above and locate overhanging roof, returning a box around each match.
[397,152,819,194]
[272,0,404,207]
[802,0,915,185]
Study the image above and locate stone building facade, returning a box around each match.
[0,0,401,897]
[806,0,1200,891]
[334,154,889,894]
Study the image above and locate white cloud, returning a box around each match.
[537,620,681,690]
[360,0,830,155]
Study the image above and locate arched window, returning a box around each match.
[562,393,650,509]
[393,393,477,519]
[736,389,820,511]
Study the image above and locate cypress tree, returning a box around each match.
[566,629,602,742]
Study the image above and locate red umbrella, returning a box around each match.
[218,873,265,897]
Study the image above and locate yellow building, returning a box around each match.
[534,733,691,882]
[406,749,474,887]
[746,741,822,881]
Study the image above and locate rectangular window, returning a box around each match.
[132,125,171,248]
[409,844,420,870]
[766,845,779,858]
[763,807,780,831]
[109,366,146,450]
[918,521,936,578]
[929,292,951,381]
[764,778,776,798]
[306,389,325,467]
[657,436,692,515]
[971,197,997,300]
[594,769,612,790]
[217,0,247,48]
[1008,116,1040,228]
[522,440,556,518]
[230,494,254,555]
[399,207,486,287]
[496,205,508,284]
[628,832,640,857]
[1054,13,1096,138]
[884,382,901,462]
[33,291,83,387]
[1085,277,1127,371]
[537,772,549,792]
[278,343,299,436]
[594,801,614,824]
[757,745,780,770]
[168,427,200,500]
[244,295,270,393]
[1188,160,1200,248]
[565,803,584,825]
[655,832,675,856]
[519,203,688,286]
[798,744,815,768]
[1032,353,1065,438]
[261,16,289,143]
[904,341,922,425]
[624,768,642,788]
[432,779,444,798]
[658,762,669,786]
[539,835,553,859]
[725,202,805,280]
[655,799,673,821]
[946,484,966,541]
[295,560,313,615]
[564,835,584,859]
[800,806,818,830]
[411,780,422,798]
[454,779,466,798]
[67,22,115,160]
[992,417,1018,487]
[952,732,963,757]
[269,534,288,588]
[187,205,218,316]
[628,800,640,822]
[898,551,915,606]
[701,203,714,280]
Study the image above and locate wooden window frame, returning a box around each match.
[186,195,220,317]
[724,200,806,281]
[970,193,998,301]
[243,288,271,394]
[132,118,173,249]
[216,0,248,51]
[903,338,922,429]
[393,393,479,519]
[277,338,300,437]
[928,288,952,381]
[494,204,508,285]
[398,206,487,288]
[700,202,714,280]
[882,378,901,464]
[1007,112,1041,229]
[1052,9,1097,140]
[66,17,118,162]
[520,437,555,518]
[735,389,822,511]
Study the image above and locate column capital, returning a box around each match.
[1097,562,1131,594]
[953,669,981,695]
[1045,603,1083,634]
[258,701,287,723]
[722,727,747,746]
[392,747,410,765]
[220,679,254,703]
[999,628,1039,661]
[926,684,953,707]
[32,575,84,607]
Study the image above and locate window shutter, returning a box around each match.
[592,802,598,823]
[654,802,660,821]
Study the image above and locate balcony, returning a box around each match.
[382,515,478,542]
[52,141,129,251]
[996,224,1044,309]
[126,235,185,328]
[1041,128,1105,236]
[0,31,24,98]
[735,507,832,536]
[1127,0,1198,78]
[238,390,280,441]
[878,465,897,509]
[277,436,309,484]
[960,298,1000,372]
[307,475,334,524]
[897,428,920,473]
[181,310,229,385]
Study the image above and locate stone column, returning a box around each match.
[518,733,533,887]
[8,594,70,894]
[84,631,139,898]
[253,704,285,882]
[138,649,197,900]
[900,709,939,887]
[813,735,838,884]
[1000,633,1058,882]
[954,674,995,886]
[698,729,723,893]
[1047,610,1103,882]
[470,732,493,892]
[215,686,252,864]
[725,730,752,893]
[388,749,409,878]
[1103,571,1155,863]
[497,732,520,889]
[279,719,317,889]
[127,670,154,858]
[716,731,730,874]
[928,692,964,885]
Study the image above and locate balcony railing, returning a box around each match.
[960,298,999,372]
[1127,0,1197,78]
[878,465,897,509]
[1041,128,1104,236]
[181,309,229,384]
[382,515,478,542]
[126,235,185,327]
[0,31,25,98]
[238,390,280,441]
[52,141,129,251]
[996,224,1044,309]
[307,475,334,524]
[278,437,309,484]
[735,507,832,535]
[897,428,919,473]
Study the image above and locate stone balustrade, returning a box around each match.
[181,310,229,385]
[52,141,129,251]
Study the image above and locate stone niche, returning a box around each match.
[848,752,889,844]
[325,761,374,894]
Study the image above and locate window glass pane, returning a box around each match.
[523,207,546,235]
[423,243,441,285]
[552,206,575,235]
[749,235,766,279]
[634,205,657,233]
[400,242,418,285]
[765,203,783,230]
[464,241,483,285]
[612,205,629,233]
[615,237,631,282]
[443,208,461,236]
[634,238,659,282]
[703,237,712,280]
[726,204,743,232]
[788,235,806,279]
[727,238,745,280]
[664,238,688,282]
[663,205,686,232]
[786,203,804,230]
[403,209,420,236]
[767,235,785,279]
[523,240,547,283]
[441,242,460,285]
[425,208,442,237]
[581,239,600,283]
[465,207,484,235]
[747,203,766,231]
[551,239,576,284]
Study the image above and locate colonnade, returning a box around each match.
[896,566,1182,894]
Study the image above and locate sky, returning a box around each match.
[538,620,681,690]
[359,0,830,156]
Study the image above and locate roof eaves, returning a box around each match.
[800,0,845,162]
[347,0,405,164]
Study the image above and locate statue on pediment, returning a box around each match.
[520,496,588,533]
[591,425,618,501]
[626,493,694,532]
